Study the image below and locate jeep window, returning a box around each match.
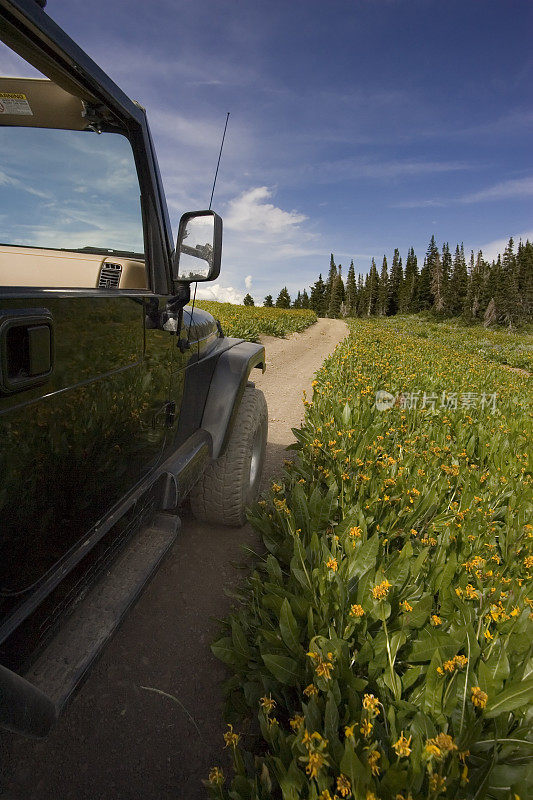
[0,127,145,288]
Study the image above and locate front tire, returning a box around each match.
[190,386,268,526]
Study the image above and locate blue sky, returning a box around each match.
[1,0,532,303]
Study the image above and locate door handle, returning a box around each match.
[0,308,54,394]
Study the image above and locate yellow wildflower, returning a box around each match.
[401,600,413,612]
[434,733,457,753]
[349,526,362,538]
[290,714,304,731]
[303,683,318,698]
[367,749,381,776]
[318,792,333,800]
[393,731,412,758]
[424,740,442,760]
[465,584,479,600]
[260,695,276,714]
[471,686,488,709]
[223,723,240,749]
[429,774,446,794]
[306,750,326,779]
[326,557,338,572]
[484,628,493,641]
[371,579,391,600]
[344,723,355,738]
[208,766,225,786]
[315,657,333,681]
[350,604,365,617]
[362,693,380,716]
[337,774,352,798]
[431,614,442,626]
[360,718,373,737]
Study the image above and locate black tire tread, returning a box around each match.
[190,386,267,526]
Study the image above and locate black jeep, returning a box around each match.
[0,0,267,739]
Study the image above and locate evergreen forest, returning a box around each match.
[267,236,532,327]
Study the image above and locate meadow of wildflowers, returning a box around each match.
[398,316,533,373]
[196,301,316,341]
[207,316,532,800]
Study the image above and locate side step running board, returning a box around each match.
[0,513,179,736]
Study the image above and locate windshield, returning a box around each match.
[0,127,144,255]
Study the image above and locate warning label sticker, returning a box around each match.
[0,92,33,115]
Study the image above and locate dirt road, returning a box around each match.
[4,318,348,800]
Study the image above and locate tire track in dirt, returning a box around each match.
[5,319,348,800]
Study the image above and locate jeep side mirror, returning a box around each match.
[173,210,222,282]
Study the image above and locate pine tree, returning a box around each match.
[243,293,254,306]
[516,240,533,321]
[292,291,302,309]
[399,247,418,312]
[388,248,403,315]
[416,257,432,311]
[448,244,468,316]
[423,235,440,312]
[356,274,365,316]
[441,243,452,314]
[366,259,379,316]
[310,274,327,316]
[328,267,344,317]
[377,256,389,316]
[263,294,273,307]
[325,254,337,312]
[301,289,310,309]
[345,260,357,316]
[499,238,520,326]
[431,251,445,314]
[479,257,494,316]
[483,297,497,327]
[470,251,489,320]
[275,287,291,309]
[489,255,505,323]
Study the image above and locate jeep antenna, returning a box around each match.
[184,112,230,352]
[209,112,230,210]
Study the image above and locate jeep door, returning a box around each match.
[0,120,175,616]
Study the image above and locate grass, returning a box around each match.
[196,301,317,341]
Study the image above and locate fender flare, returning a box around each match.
[201,340,265,460]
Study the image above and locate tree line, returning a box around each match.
[249,236,532,327]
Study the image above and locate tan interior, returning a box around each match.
[0,245,147,289]
[0,78,147,289]
[0,77,87,130]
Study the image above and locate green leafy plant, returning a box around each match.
[207,317,532,799]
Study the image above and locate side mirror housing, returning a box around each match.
[173,210,222,282]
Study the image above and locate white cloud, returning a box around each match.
[393,175,533,209]
[393,198,446,209]
[195,283,244,304]
[460,176,533,204]
[0,168,50,199]
[224,187,307,234]
[477,229,533,263]
[244,274,253,290]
